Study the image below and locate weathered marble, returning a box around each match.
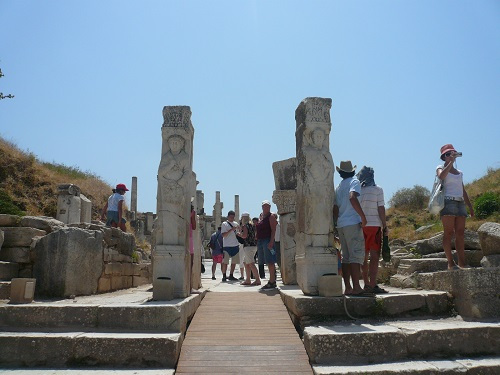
[294,97,337,295]
[153,106,195,298]
[130,176,138,215]
[213,191,223,230]
[478,222,500,256]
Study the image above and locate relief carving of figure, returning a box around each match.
[303,127,334,235]
[158,134,189,204]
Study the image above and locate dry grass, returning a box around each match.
[0,136,114,219]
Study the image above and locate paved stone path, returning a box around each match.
[176,291,313,374]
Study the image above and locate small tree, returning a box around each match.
[389,185,430,210]
[0,68,15,100]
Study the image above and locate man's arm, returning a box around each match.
[333,204,339,223]
[378,205,387,233]
[349,192,367,227]
[268,214,277,249]
[221,223,236,238]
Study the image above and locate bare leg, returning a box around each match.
[362,252,370,287]
[243,263,251,283]
[442,216,457,269]
[240,267,245,279]
[249,263,261,284]
[342,263,352,294]
[369,250,380,288]
[350,263,364,294]
[211,261,217,277]
[455,216,467,267]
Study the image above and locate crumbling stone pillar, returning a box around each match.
[131,176,138,215]
[153,106,195,298]
[272,158,297,285]
[214,191,223,230]
[234,195,240,221]
[295,97,337,295]
[196,190,204,215]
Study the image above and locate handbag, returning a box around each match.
[428,176,445,214]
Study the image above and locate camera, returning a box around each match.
[455,152,463,157]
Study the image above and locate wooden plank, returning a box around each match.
[176,291,313,374]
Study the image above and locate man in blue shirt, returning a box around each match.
[333,161,369,296]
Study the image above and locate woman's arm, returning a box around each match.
[437,154,457,180]
[463,185,474,217]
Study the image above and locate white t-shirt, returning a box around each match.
[107,193,124,211]
[221,220,239,247]
[359,185,385,227]
[437,165,463,198]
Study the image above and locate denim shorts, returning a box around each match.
[440,199,467,217]
[257,238,276,264]
[106,211,126,227]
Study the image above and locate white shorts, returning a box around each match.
[242,246,257,264]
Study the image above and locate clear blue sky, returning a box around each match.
[1,1,499,217]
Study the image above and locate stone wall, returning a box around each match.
[0,214,152,299]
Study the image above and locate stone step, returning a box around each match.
[422,249,483,267]
[0,302,197,333]
[313,357,500,374]
[303,318,500,365]
[0,331,182,368]
[0,281,11,299]
[0,370,174,374]
[280,286,452,330]
[397,258,449,276]
[0,261,19,280]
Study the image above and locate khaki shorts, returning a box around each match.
[242,246,257,264]
[223,249,240,265]
[338,223,365,264]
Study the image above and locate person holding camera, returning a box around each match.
[436,144,474,270]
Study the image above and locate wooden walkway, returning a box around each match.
[176,291,313,374]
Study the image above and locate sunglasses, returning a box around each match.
[444,152,453,157]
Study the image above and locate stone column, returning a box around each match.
[152,106,195,298]
[272,157,297,285]
[234,195,240,221]
[190,173,202,290]
[196,190,204,215]
[131,176,138,214]
[294,97,337,295]
[56,184,82,224]
[214,191,223,229]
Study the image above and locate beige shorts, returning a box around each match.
[338,223,365,264]
[223,250,240,265]
[242,246,257,264]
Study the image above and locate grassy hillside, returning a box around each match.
[387,167,500,242]
[0,136,113,219]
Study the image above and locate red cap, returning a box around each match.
[440,144,457,159]
[116,183,129,191]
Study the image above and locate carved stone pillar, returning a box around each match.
[153,106,195,298]
[295,97,337,295]
[56,184,82,224]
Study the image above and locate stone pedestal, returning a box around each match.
[318,274,342,297]
[56,184,81,224]
[80,194,92,223]
[153,106,195,299]
[295,97,337,295]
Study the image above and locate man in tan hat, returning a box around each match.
[333,161,370,297]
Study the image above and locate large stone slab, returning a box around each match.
[19,216,65,233]
[1,227,46,247]
[414,230,481,255]
[0,246,30,263]
[417,268,500,318]
[422,249,483,267]
[102,227,135,256]
[478,222,500,256]
[397,258,448,275]
[33,227,103,297]
[481,254,500,268]
[0,214,20,227]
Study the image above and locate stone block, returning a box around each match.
[132,263,142,276]
[104,263,121,276]
[0,261,19,280]
[18,265,32,278]
[0,281,11,299]
[415,230,481,255]
[2,227,46,247]
[98,276,111,293]
[133,276,150,287]
[397,258,448,275]
[80,194,92,223]
[33,227,103,297]
[111,276,124,290]
[481,254,500,268]
[19,216,65,233]
[423,249,484,267]
[121,262,135,276]
[378,293,426,315]
[0,229,3,249]
[272,158,297,191]
[304,324,407,364]
[478,222,500,256]
[0,214,19,227]
[0,246,30,263]
[0,305,98,328]
[103,227,135,256]
[9,278,36,303]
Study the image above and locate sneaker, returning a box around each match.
[228,275,238,281]
[211,276,216,280]
[222,275,227,282]
[238,276,244,281]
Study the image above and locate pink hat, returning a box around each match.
[440,144,456,160]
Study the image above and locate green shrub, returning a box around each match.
[474,192,500,219]
[0,189,25,216]
[389,185,430,210]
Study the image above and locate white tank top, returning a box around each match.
[437,165,463,198]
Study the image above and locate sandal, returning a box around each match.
[372,285,388,294]
[251,281,261,286]
[240,281,251,286]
